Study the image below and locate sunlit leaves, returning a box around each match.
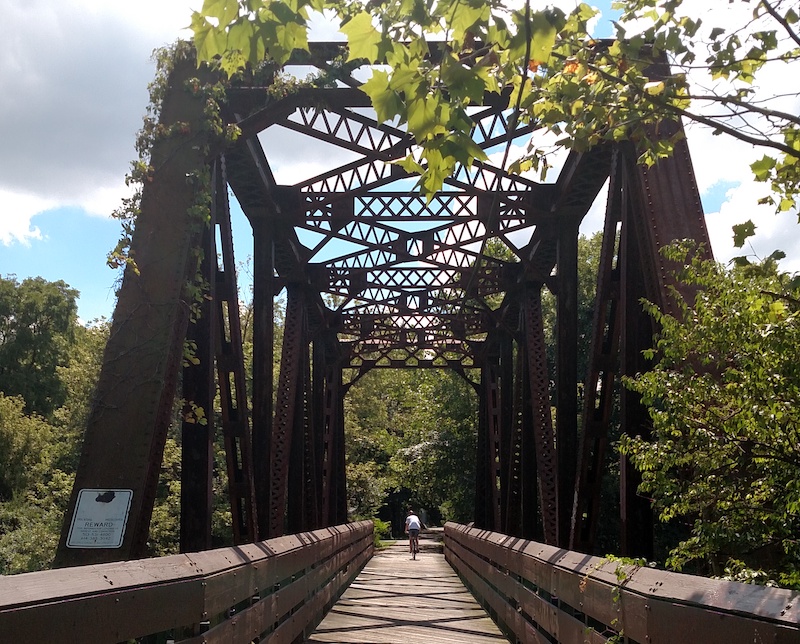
[440,54,486,103]
[449,0,490,49]
[360,70,403,122]
[623,244,800,586]
[643,80,665,95]
[340,12,383,62]
[201,0,240,27]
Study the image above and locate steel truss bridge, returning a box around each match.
[2,44,797,643]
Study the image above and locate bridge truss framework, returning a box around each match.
[54,45,709,567]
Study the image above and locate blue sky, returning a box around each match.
[2,0,797,323]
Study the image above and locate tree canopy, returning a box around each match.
[621,243,800,587]
[0,276,78,417]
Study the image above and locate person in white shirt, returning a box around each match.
[405,509,422,557]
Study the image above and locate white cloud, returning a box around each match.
[0,0,199,244]
[0,190,49,245]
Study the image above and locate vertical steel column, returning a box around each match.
[518,335,540,541]
[498,332,514,532]
[269,285,305,537]
[619,150,655,558]
[556,222,580,548]
[473,372,490,530]
[524,286,558,545]
[248,208,274,539]
[571,151,624,553]
[287,340,312,533]
[320,359,341,526]
[179,164,218,553]
[310,340,326,528]
[333,380,348,525]
[503,337,524,537]
[214,161,258,543]
[55,59,217,566]
[483,351,503,530]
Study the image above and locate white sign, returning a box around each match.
[66,489,133,548]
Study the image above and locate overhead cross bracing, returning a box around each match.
[224,48,610,375]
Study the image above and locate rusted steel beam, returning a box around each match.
[287,333,311,534]
[180,167,218,554]
[214,162,258,543]
[618,149,656,558]
[503,338,524,537]
[518,337,541,541]
[523,286,558,545]
[54,56,219,567]
[570,151,624,553]
[556,222,579,549]
[311,340,326,528]
[498,332,514,533]
[321,359,343,526]
[483,350,503,531]
[333,380,348,525]
[616,132,711,557]
[269,286,306,537]
[473,368,491,530]
[249,206,275,539]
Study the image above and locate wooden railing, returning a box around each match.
[444,522,800,644]
[0,520,372,643]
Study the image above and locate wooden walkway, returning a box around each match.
[306,537,509,643]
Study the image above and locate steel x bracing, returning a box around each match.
[57,44,712,564]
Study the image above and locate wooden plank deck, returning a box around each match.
[306,537,509,643]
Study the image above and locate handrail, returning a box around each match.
[444,522,800,643]
[0,520,373,643]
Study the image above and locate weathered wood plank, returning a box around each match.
[306,539,509,643]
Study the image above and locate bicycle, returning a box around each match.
[405,510,422,560]
[408,529,420,560]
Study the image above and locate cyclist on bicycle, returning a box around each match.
[405,509,421,558]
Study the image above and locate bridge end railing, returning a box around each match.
[0,520,373,643]
[444,522,800,643]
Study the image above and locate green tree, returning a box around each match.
[344,367,477,523]
[620,243,800,587]
[0,320,108,574]
[388,370,477,523]
[0,276,78,417]
[344,369,404,518]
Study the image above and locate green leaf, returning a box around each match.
[361,70,404,123]
[529,11,559,62]
[750,155,776,181]
[441,55,487,103]
[341,12,383,62]
[227,20,255,62]
[192,13,224,62]
[450,2,490,46]
[395,154,424,176]
[407,97,445,140]
[732,220,756,248]
[274,20,309,58]
[201,0,239,25]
